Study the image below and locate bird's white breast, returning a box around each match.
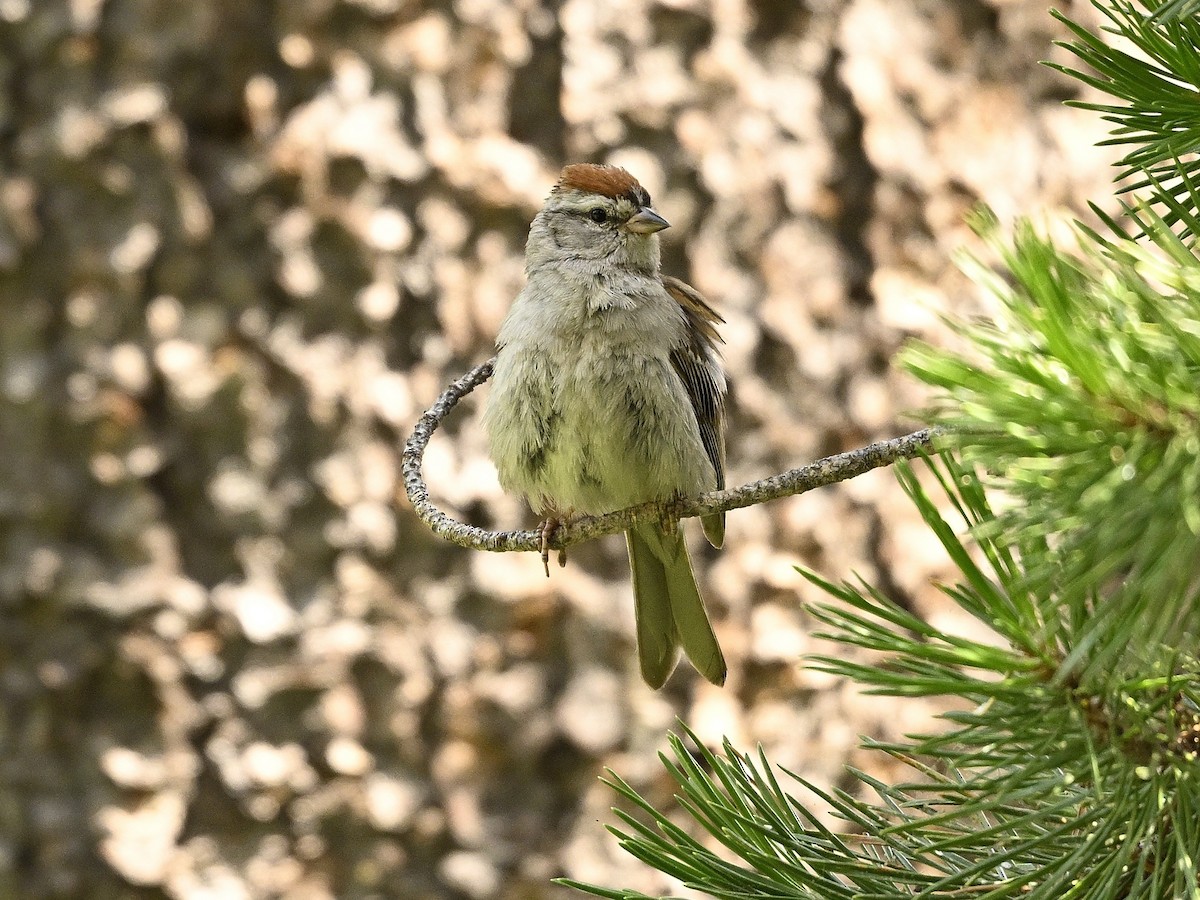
[484,271,714,516]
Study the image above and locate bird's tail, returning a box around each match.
[626,523,726,688]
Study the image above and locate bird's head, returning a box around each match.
[529,163,669,274]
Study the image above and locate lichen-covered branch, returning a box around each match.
[402,359,941,553]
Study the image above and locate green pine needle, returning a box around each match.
[903,218,1200,680]
[1048,0,1200,243]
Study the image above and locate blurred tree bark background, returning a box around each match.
[0,0,1116,897]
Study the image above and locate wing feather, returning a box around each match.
[663,276,728,548]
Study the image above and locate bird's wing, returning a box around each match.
[663,276,728,547]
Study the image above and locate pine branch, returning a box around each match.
[401,358,938,554]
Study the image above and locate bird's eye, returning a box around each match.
[588,208,608,224]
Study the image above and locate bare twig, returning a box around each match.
[402,359,940,553]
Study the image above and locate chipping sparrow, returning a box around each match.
[483,163,728,688]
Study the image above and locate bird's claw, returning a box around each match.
[538,517,567,577]
[657,495,687,534]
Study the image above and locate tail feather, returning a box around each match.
[627,528,679,688]
[701,512,725,548]
[627,524,726,687]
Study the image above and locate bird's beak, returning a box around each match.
[623,207,670,234]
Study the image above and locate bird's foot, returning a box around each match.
[538,517,568,577]
[657,494,688,534]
